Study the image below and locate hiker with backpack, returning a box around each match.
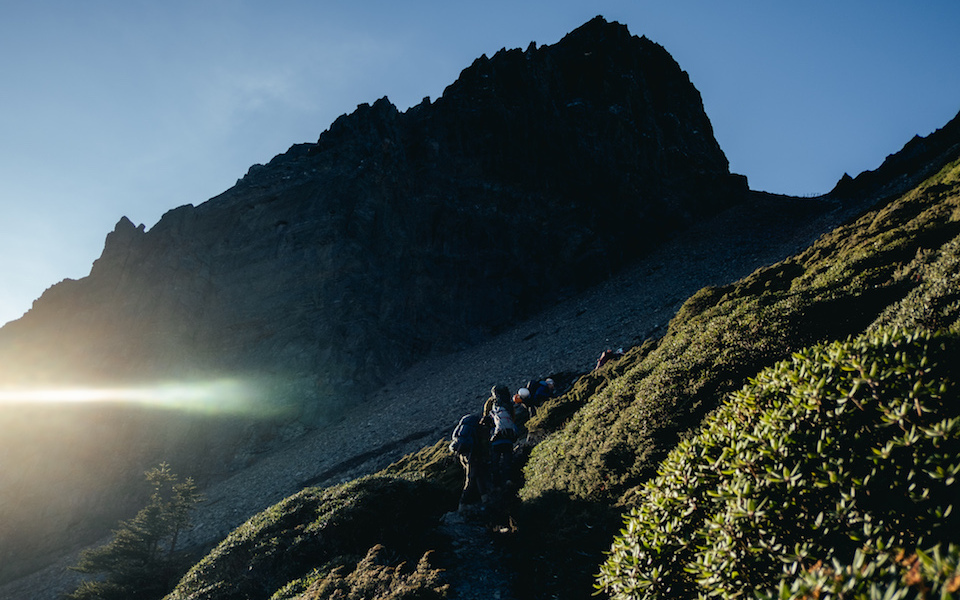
[525,377,556,408]
[485,384,518,489]
[449,412,492,511]
[513,387,533,422]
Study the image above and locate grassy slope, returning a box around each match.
[525,157,960,506]
[516,156,960,599]
[161,158,960,600]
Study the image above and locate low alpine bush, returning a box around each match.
[597,327,960,600]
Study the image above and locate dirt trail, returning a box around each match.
[0,192,871,600]
[436,508,518,600]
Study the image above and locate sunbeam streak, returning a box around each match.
[0,379,268,414]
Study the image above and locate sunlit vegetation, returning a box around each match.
[270,544,448,600]
[597,328,960,599]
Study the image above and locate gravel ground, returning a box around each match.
[0,191,873,600]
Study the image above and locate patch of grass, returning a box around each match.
[526,340,656,438]
[379,439,463,496]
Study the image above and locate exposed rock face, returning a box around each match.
[0,17,747,584]
[0,17,743,413]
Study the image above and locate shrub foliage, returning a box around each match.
[270,544,448,600]
[597,328,960,600]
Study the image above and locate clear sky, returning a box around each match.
[1,1,958,326]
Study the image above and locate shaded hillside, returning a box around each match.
[139,112,960,600]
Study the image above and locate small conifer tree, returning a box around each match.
[66,462,204,600]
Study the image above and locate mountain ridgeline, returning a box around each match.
[0,17,744,412]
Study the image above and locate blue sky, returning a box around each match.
[1,1,958,326]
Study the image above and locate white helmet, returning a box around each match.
[518,387,531,399]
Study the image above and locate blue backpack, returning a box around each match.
[449,414,480,455]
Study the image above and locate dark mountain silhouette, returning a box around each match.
[0,17,744,408]
[831,107,960,200]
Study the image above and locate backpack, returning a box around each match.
[525,379,543,399]
[489,404,517,442]
[449,414,479,455]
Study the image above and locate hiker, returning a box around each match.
[513,387,534,420]
[449,412,492,511]
[486,384,518,488]
[595,348,624,370]
[525,377,556,408]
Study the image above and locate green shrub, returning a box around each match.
[759,544,960,600]
[597,328,960,600]
[67,463,203,600]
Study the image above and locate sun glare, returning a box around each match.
[0,379,266,414]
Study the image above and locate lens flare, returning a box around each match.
[0,379,269,415]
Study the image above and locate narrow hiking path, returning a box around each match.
[436,503,519,600]
[1,192,874,600]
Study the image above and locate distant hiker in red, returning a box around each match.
[595,348,624,370]
[486,384,518,489]
[449,412,491,511]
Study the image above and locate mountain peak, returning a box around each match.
[3,15,746,401]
